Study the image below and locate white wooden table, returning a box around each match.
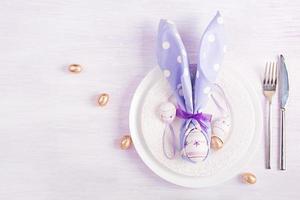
[0,1,299,199]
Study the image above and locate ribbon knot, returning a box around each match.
[176,107,212,132]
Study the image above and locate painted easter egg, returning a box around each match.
[159,102,176,124]
[182,128,209,162]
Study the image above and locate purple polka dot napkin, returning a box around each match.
[157,11,226,162]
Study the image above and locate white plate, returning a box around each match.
[129,67,263,188]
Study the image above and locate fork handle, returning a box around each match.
[266,101,272,169]
[279,108,286,170]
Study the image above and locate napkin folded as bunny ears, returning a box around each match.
[157,12,226,162]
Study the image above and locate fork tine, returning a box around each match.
[270,62,275,85]
[267,62,272,84]
[263,62,278,86]
[263,63,267,84]
[264,62,270,84]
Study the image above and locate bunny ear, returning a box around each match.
[194,12,226,112]
[157,19,193,113]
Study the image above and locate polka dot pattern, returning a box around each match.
[157,12,225,120]
[162,41,170,49]
[208,34,215,42]
[156,12,225,162]
[217,17,223,24]
[177,56,182,63]
[163,69,171,77]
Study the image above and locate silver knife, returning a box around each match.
[279,55,289,170]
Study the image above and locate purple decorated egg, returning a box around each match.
[183,128,209,162]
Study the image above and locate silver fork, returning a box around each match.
[263,62,278,169]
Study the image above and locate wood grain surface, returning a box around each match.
[0,0,299,199]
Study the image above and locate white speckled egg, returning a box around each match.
[159,102,176,124]
[211,116,231,143]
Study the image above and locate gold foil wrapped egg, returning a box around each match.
[68,64,82,73]
[241,173,257,184]
[120,135,132,150]
[98,93,109,107]
[211,136,223,150]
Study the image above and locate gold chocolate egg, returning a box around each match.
[211,136,223,150]
[120,135,132,150]
[68,64,82,73]
[98,93,109,107]
[241,173,257,184]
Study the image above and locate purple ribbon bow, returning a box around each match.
[176,107,212,132]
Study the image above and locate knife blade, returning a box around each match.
[279,54,289,170]
[279,55,289,109]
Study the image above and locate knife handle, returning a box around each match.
[280,108,286,170]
